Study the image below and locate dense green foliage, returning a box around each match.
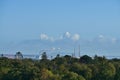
[0,54,120,80]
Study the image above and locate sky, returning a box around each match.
[0,0,120,46]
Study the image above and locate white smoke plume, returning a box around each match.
[72,34,80,41]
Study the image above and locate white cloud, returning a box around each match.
[97,35,118,44]
[40,34,55,41]
[40,32,81,42]
[98,35,106,42]
[61,32,80,41]
[40,34,49,40]
[72,34,80,41]
[64,32,71,38]
[51,47,56,50]
[98,35,104,38]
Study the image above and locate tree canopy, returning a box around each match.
[0,54,120,80]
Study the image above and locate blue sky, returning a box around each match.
[0,0,120,43]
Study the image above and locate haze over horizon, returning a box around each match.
[0,0,120,56]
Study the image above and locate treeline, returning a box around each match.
[0,53,120,80]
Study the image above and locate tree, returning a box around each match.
[114,67,120,80]
[79,55,93,64]
[15,51,23,59]
[113,62,120,80]
[1,54,120,80]
[40,68,60,80]
[92,62,116,80]
[56,54,60,58]
[0,54,3,57]
[70,63,92,80]
[94,55,107,64]
[41,52,47,60]
[62,71,85,80]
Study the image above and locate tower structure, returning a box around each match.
[78,44,80,58]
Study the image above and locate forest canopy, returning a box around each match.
[0,53,120,80]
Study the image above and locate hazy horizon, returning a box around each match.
[0,0,120,56]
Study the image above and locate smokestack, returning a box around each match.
[74,48,75,57]
[78,44,80,58]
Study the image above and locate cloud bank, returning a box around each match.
[40,32,118,45]
[40,32,80,41]
[40,34,54,41]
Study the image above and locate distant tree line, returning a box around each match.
[0,52,120,80]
